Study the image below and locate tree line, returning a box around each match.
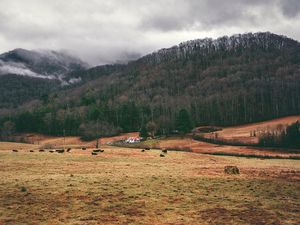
[0,33,300,141]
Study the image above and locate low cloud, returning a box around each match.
[0,60,49,78]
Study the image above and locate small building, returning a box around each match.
[125,137,141,143]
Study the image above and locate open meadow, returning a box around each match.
[0,142,299,225]
[202,115,300,144]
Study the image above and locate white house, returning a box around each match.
[125,137,141,143]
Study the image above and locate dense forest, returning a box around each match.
[0,32,300,140]
[0,75,60,109]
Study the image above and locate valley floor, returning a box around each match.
[0,144,299,225]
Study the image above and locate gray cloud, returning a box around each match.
[280,0,300,18]
[140,0,276,31]
[0,0,299,66]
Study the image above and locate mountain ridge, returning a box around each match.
[0,32,300,138]
[137,32,300,65]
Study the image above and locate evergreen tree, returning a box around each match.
[284,121,300,148]
[140,124,148,139]
[175,109,193,134]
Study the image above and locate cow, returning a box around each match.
[56,149,65,153]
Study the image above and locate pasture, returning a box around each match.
[0,145,299,224]
[202,115,300,144]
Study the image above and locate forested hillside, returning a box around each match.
[1,32,300,139]
[0,48,88,108]
[0,75,61,109]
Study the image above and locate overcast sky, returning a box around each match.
[0,0,299,65]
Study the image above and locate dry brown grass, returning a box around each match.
[156,137,300,158]
[0,142,38,151]
[202,115,300,144]
[19,132,139,149]
[0,144,299,224]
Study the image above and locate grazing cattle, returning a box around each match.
[162,149,168,153]
[92,149,104,153]
[29,150,34,152]
[56,149,65,153]
[145,147,150,150]
[39,149,45,152]
[160,154,165,157]
[91,152,98,155]
[49,150,54,153]
[67,148,71,152]
[82,147,86,150]
[141,149,145,152]
[12,149,18,152]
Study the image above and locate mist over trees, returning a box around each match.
[0,32,300,140]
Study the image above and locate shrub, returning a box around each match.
[224,166,240,175]
[20,186,27,192]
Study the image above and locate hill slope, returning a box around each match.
[1,32,300,137]
[0,49,88,108]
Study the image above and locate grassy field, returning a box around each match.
[202,115,300,144]
[0,142,38,151]
[0,145,299,225]
[121,136,300,158]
